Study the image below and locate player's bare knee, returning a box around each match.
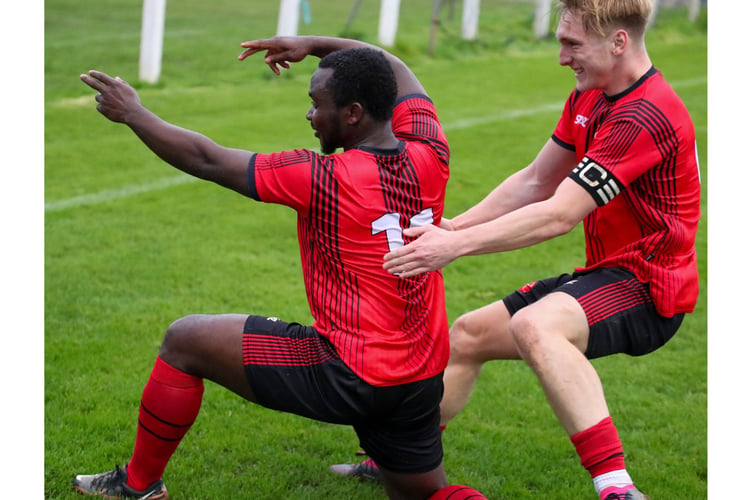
[448,313,487,362]
[507,308,543,357]
[159,315,204,361]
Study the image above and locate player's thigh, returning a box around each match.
[451,299,519,361]
[160,313,253,399]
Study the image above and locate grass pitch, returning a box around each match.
[43,1,707,498]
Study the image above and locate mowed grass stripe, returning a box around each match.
[47,29,207,49]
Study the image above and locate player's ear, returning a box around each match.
[344,102,364,126]
[611,29,628,55]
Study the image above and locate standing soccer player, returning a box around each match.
[74,36,487,500]
[338,1,701,499]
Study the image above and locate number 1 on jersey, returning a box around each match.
[372,208,434,252]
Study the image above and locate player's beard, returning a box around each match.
[319,117,341,155]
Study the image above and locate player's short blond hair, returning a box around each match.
[558,0,653,37]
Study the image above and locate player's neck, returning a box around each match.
[351,123,399,151]
[605,54,653,97]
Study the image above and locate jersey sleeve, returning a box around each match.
[551,89,579,151]
[248,149,316,214]
[391,94,450,167]
[584,115,666,186]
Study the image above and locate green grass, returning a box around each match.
[43,1,707,498]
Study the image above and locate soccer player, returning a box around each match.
[335,1,701,499]
[74,36,487,500]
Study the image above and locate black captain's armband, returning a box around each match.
[569,157,624,206]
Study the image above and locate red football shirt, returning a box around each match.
[553,67,701,316]
[248,96,450,386]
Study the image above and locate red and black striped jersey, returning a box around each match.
[553,67,700,316]
[248,95,450,386]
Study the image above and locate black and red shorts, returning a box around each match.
[502,267,684,359]
[241,315,444,474]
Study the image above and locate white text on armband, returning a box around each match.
[570,157,622,206]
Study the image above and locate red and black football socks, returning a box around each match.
[126,356,204,491]
[570,416,634,497]
[428,484,488,499]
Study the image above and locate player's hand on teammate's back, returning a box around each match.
[383,224,459,278]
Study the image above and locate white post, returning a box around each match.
[688,0,700,21]
[378,0,401,47]
[533,0,550,39]
[139,0,166,84]
[461,0,481,40]
[277,0,299,36]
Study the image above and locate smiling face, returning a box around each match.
[556,10,616,93]
[306,67,343,155]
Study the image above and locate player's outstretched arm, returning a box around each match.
[384,175,596,278]
[239,35,427,99]
[448,139,578,230]
[80,70,253,196]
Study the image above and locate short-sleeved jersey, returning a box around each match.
[247,95,450,387]
[552,67,700,317]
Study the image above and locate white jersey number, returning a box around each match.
[371,208,434,252]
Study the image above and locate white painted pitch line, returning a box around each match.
[54,85,220,109]
[672,76,708,88]
[443,102,563,130]
[53,76,707,110]
[45,175,198,213]
[45,76,706,213]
